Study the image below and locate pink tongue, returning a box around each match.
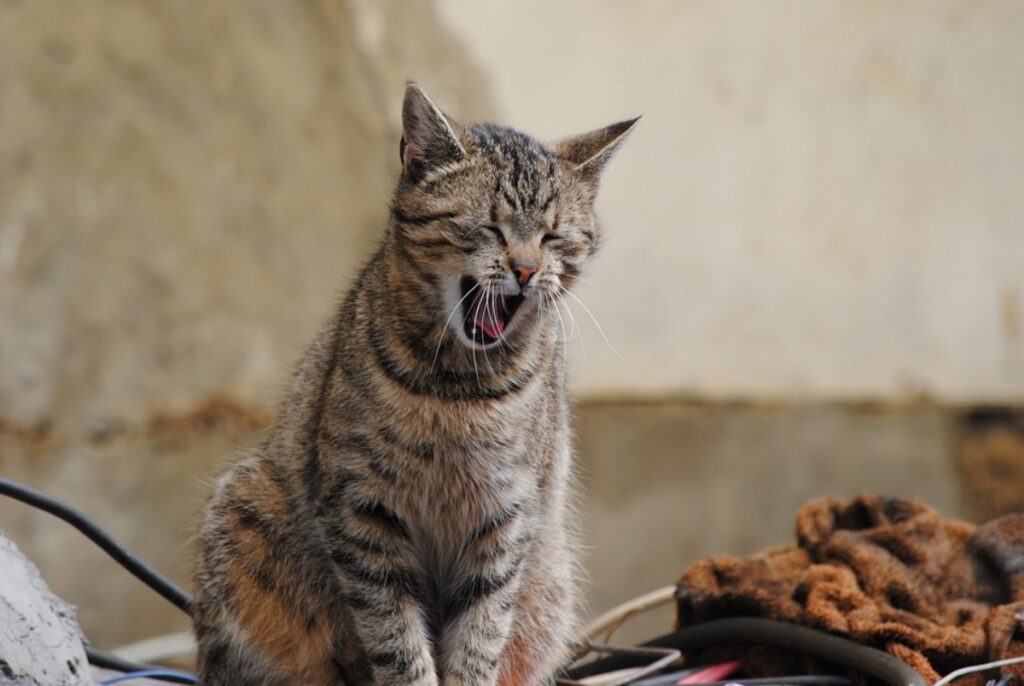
[472,295,505,339]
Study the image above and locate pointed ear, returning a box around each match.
[550,117,640,183]
[400,82,465,179]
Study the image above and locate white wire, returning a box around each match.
[933,655,1024,686]
[112,631,196,663]
[579,585,677,646]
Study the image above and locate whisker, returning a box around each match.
[551,292,570,389]
[542,289,561,351]
[458,217,488,240]
[490,287,501,370]
[488,283,508,363]
[481,282,494,374]
[470,282,490,383]
[560,295,587,371]
[567,274,599,289]
[432,280,480,372]
[543,291,558,350]
[533,291,546,351]
[556,283,629,367]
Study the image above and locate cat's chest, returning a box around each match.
[402,439,537,547]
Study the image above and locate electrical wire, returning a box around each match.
[634,677,852,686]
[0,476,192,614]
[558,645,684,686]
[86,648,196,684]
[933,656,1024,686]
[112,631,196,664]
[98,669,198,685]
[580,585,678,647]
[566,618,928,686]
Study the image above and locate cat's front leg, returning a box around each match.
[322,474,438,685]
[439,506,530,686]
[331,550,438,685]
[439,571,522,686]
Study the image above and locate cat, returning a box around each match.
[192,82,637,686]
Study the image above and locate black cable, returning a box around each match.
[565,617,927,686]
[0,476,193,614]
[85,647,196,684]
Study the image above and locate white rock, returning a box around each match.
[0,531,89,685]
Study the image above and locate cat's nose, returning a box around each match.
[512,262,537,286]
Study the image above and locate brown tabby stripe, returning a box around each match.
[323,429,400,484]
[377,426,435,461]
[366,324,538,401]
[329,547,416,594]
[348,499,411,539]
[469,502,523,544]
[302,310,352,500]
[442,558,523,620]
[391,207,459,226]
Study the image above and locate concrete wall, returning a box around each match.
[438,0,1024,402]
[0,1,492,434]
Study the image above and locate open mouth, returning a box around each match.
[460,276,525,346]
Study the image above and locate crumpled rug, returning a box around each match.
[676,494,1024,685]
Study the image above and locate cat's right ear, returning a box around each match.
[400,82,465,179]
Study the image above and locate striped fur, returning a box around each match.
[193,83,637,685]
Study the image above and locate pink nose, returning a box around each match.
[513,265,537,286]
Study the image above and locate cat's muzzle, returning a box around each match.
[460,276,526,346]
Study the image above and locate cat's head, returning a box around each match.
[388,82,637,352]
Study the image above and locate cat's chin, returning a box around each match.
[458,275,526,348]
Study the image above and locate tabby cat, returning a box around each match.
[193,82,637,685]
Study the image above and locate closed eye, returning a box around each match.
[484,224,507,246]
[541,233,561,245]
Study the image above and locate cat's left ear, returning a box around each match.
[400,82,466,179]
[550,117,640,185]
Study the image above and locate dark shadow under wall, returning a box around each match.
[955,406,1024,522]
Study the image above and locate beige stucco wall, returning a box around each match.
[0,1,492,433]
[438,0,1024,402]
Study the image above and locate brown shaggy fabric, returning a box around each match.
[676,495,1024,684]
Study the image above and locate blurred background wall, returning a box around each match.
[1,0,1022,652]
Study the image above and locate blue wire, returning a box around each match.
[99,670,198,685]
